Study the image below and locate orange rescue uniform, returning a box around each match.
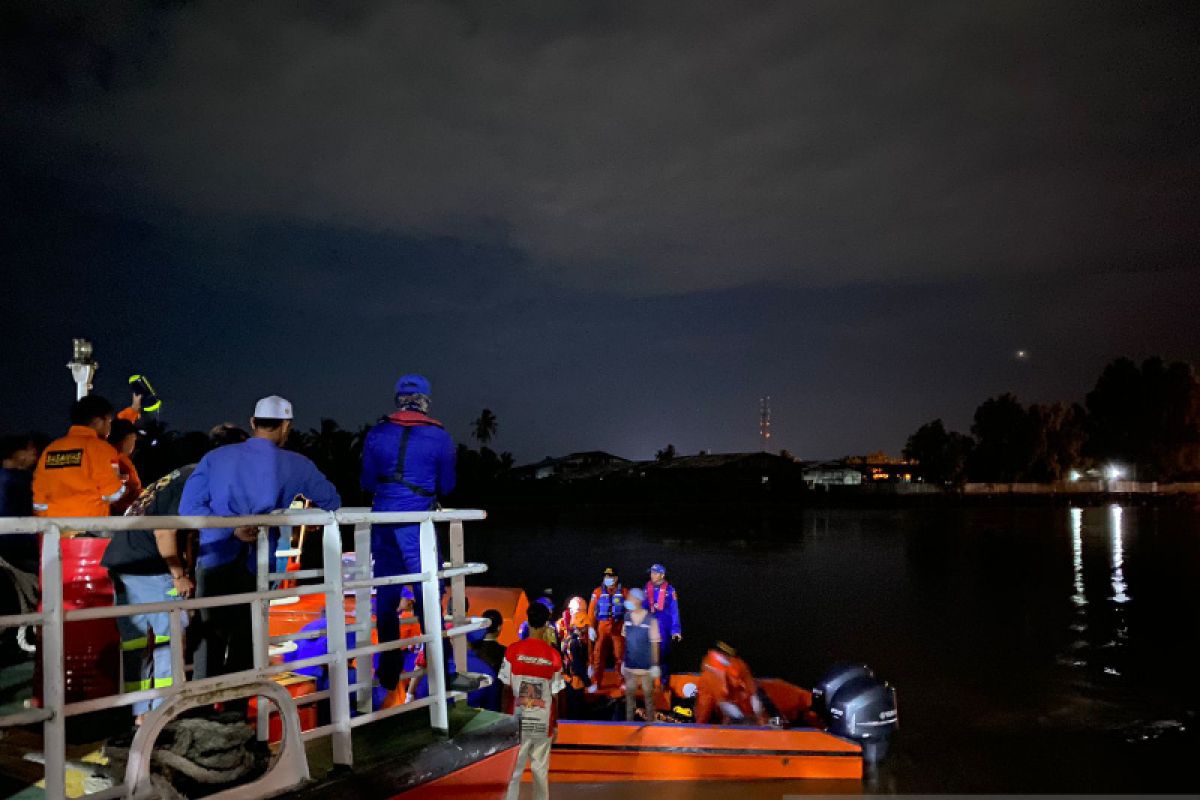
[32,426,125,518]
[588,585,626,674]
[694,648,763,725]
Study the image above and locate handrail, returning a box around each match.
[0,507,489,800]
[0,508,487,534]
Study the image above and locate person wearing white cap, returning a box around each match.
[180,395,340,686]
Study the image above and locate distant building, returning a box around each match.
[511,451,631,480]
[802,462,863,488]
[860,463,916,483]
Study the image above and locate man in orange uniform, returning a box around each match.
[694,641,767,725]
[33,395,126,519]
[107,419,143,516]
[586,567,626,690]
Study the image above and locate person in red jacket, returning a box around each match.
[499,601,564,800]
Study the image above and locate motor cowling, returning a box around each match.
[811,662,874,719]
[828,674,898,765]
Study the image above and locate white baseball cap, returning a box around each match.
[253,395,293,420]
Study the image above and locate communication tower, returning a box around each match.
[760,395,771,450]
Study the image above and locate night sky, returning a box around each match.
[3,1,1198,462]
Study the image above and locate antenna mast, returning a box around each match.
[759,395,771,451]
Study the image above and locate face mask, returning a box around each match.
[603,577,615,587]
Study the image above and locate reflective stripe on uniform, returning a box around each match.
[123,676,174,692]
[120,634,171,651]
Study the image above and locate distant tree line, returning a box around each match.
[130,409,514,506]
[905,357,1200,484]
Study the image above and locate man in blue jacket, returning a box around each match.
[180,395,340,684]
[361,374,469,706]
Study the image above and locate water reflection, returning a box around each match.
[1062,505,1132,676]
[1070,508,1086,608]
[1109,504,1129,604]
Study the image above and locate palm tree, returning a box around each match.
[472,409,498,445]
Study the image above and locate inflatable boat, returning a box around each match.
[267,585,898,785]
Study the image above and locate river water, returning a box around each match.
[468,504,1200,793]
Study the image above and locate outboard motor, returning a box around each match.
[811,662,874,720]
[828,674,898,766]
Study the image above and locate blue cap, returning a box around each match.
[650,563,666,574]
[535,597,554,611]
[401,586,415,600]
[395,374,431,396]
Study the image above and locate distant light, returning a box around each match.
[1069,470,1080,482]
[1105,464,1124,480]
[1015,349,1029,360]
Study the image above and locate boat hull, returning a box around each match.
[547,721,862,781]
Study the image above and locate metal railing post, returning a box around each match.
[41,525,65,800]
[419,518,449,734]
[169,605,186,689]
[353,521,373,715]
[323,521,353,765]
[448,520,467,678]
[253,525,271,742]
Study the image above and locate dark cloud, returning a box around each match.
[5,1,1198,293]
[2,1,1198,460]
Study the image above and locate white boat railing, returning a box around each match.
[0,508,489,800]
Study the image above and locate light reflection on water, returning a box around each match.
[1063,505,1132,675]
[1070,507,1086,608]
[1109,504,1129,605]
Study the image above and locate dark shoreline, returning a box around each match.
[474,491,1200,523]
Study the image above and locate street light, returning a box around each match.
[67,338,98,400]
[1105,464,1124,481]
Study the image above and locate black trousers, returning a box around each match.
[194,560,256,699]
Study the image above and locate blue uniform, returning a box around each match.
[361,412,456,690]
[180,438,341,570]
[644,581,682,680]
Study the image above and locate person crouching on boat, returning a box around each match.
[694,641,767,725]
[621,588,661,722]
[361,374,476,707]
[587,567,626,691]
[500,600,565,800]
[644,562,682,681]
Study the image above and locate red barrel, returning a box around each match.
[34,537,121,704]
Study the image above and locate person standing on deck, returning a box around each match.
[102,466,196,725]
[587,567,626,690]
[361,374,475,708]
[0,435,39,564]
[179,396,340,686]
[32,395,126,519]
[621,588,661,722]
[644,563,682,681]
[561,611,593,719]
[499,601,564,800]
[0,434,40,665]
[107,419,143,516]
